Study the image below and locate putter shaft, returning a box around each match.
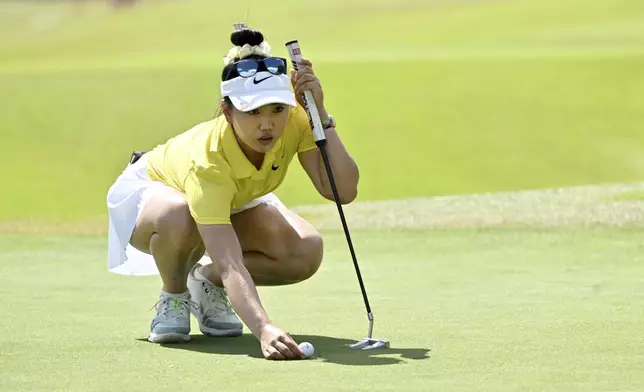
[316,140,373,317]
[316,141,389,350]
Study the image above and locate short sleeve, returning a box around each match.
[293,105,318,153]
[183,165,236,225]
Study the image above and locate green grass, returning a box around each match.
[1,228,643,391]
[2,1,644,388]
[1,0,644,223]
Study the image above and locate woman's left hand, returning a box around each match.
[291,58,324,112]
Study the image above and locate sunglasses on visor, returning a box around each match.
[226,57,288,79]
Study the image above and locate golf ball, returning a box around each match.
[299,342,315,358]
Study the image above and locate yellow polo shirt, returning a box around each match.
[145,105,317,225]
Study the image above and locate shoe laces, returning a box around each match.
[202,282,235,315]
[151,295,199,320]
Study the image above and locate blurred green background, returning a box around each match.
[1,0,643,225]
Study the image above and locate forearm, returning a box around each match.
[318,127,359,203]
[220,262,271,338]
[197,224,270,339]
[316,109,359,203]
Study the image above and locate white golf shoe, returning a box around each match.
[187,265,244,337]
[148,291,197,343]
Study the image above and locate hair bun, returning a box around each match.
[231,28,264,47]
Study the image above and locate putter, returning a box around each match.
[285,40,389,351]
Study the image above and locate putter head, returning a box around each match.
[349,338,390,350]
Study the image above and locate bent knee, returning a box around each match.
[279,232,324,282]
[156,200,201,252]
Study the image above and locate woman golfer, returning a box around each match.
[106,26,359,360]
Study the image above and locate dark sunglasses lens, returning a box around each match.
[236,60,258,77]
[264,58,285,75]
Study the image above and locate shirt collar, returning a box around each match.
[218,121,283,180]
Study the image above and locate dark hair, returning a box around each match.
[220,27,269,111]
[221,28,268,82]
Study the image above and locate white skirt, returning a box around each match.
[106,154,286,276]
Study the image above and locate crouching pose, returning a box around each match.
[106,26,359,360]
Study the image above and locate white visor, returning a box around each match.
[221,72,297,112]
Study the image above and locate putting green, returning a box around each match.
[2,184,644,391]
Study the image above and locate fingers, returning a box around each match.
[295,64,313,74]
[284,333,305,358]
[298,58,313,67]
[263,345,286,360]
[293,64,314,82]
[274,341,299,360]
[292,60,321,97]
[294,77,320,95]
[294,72,317,84]
[294,85,321,103]
[262,334,305,360]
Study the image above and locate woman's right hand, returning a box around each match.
[259,324,305,360]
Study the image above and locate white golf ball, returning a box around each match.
[298,342,315,358]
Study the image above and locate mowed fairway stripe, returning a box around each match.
[292,182,644,231]
[1,45,644,75]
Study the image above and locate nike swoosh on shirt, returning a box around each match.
[272,153,284,171]
[253,75,273,84]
